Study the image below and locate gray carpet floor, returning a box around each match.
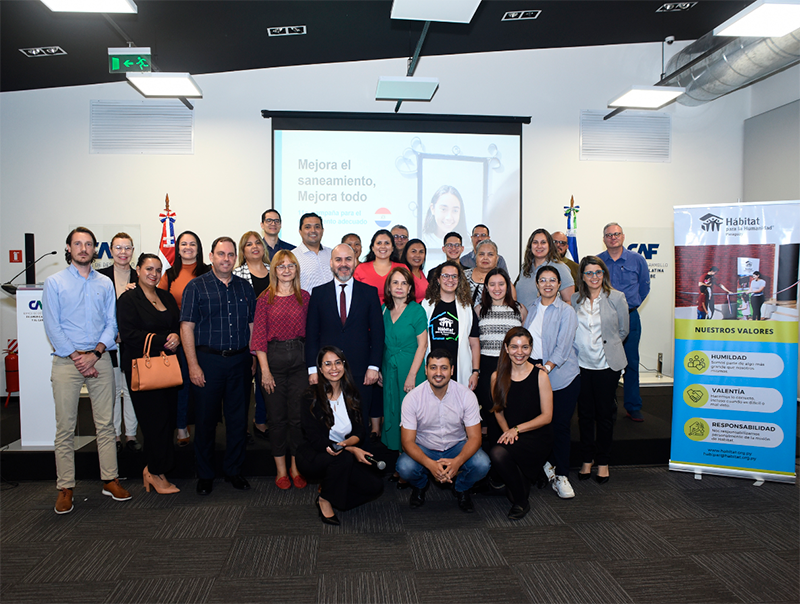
[1,465,798,604]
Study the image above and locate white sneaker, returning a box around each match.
[543,461,556,482]
[552,475,575,499]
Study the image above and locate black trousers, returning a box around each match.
[296,447,384,511]
[549,375,581,477]
[577,367,621,466]
[260,339,307,457]
[192,350,251,480]
[125,371,178,476]
[751,295,764,320]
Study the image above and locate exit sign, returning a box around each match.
[108,47,151,73]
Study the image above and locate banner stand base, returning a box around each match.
[670,461,796,485]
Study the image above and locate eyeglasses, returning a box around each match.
[583,270,603,277]
[538,278,558,284]
[440,273,460,281]
[274,264,296,271]
[322,359,343,368]
[472,232,489,240]
[604,232,623,239]
[393,234,408,241]
[263,218,281,225]
[553,240,568,247]
[443,243,463,250]
[113,245,132,252]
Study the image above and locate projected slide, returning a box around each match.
[274,129,521,273]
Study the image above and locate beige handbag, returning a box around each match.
[130,333,183,392]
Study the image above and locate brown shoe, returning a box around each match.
[102,478,132,501]
[55,488,74,514]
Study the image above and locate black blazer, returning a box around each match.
[305,279,384,376]
[98,264,138,294]
[298,390,366,454]
[116,286,180,374]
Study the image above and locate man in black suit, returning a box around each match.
[305,243,385,438]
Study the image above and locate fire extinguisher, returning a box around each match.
[4,348,19,407]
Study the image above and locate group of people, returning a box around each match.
[42,212,650,523]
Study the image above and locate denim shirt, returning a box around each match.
[523,295,579,391]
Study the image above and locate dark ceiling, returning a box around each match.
[1,0,753,93]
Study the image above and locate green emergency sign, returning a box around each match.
[108,47,151,73]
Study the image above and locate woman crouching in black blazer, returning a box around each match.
[296,346,384,525]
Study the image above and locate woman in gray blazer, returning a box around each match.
[571,256,629,484]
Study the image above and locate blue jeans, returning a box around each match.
[396,440,490,493]
[622,309,642,414]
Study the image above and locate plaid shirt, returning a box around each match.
[180,271,256,351]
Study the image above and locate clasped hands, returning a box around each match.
[429,458,460,484]
[72,352,99,378]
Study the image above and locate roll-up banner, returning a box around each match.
[671,201,799,484]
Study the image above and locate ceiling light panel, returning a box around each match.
[376,76,439,101]
[713,0,800,37]
[127,73,203,98]
[608,85,685,109]
[502,10,541,21]
[40,0,137,13]
[391,0,482,23]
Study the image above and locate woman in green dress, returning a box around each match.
[380,266,428,471]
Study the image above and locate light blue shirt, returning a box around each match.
[523,296,579,391]
[42,264,118,358]
[597,248,650,309]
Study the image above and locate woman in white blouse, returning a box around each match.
[295,346,383,525]
[570,256,629,484]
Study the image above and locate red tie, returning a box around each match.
[339,284,347,326]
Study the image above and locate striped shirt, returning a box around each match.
[295,242,333,292]
[478,305,523,357]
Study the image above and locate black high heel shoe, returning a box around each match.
[315,496,340,526]
[578,472,592,481]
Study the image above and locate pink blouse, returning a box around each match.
[411,271,428,303]
[250,290,310,351]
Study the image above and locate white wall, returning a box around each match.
[3,41,793,391]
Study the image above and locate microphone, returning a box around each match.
[365,454,386,471]
[2,251,58,296]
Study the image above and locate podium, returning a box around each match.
[11,286,97,452]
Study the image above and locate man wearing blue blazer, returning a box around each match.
[305,243,384,438]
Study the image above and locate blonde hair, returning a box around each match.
[236,231,269,268]
[264,250,304,305]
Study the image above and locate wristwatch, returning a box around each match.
[472,369,480,375]
[92,350,102,359]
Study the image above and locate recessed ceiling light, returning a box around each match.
[502,10,541,21]
[20,46,67,57]
[40,0,137,13]
[656,2,697,13]
[267,25,307,37]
